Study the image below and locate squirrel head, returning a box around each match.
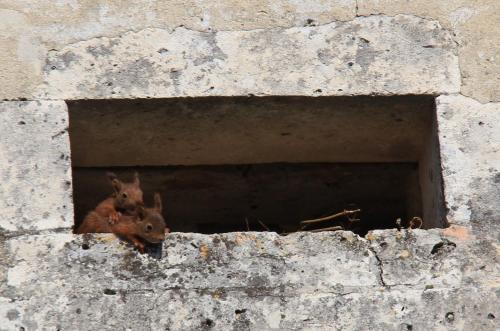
[135,193,167,243]
[107,172,144,213]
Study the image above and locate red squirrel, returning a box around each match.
[76,172,144,234]
[77,192,170,253]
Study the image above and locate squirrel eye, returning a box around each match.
[146,224,153,232]
[122,192,128,198]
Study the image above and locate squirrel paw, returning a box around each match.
[136,242,145,254]
[108,212,121,225]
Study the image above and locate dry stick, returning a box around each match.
[300,209,361,225]
[309,226,343,233]
[258,220,271,231]
[280,209,361,236]
[245,218,250,231]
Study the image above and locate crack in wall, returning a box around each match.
[368,246,386,287]
[98,286,360,298]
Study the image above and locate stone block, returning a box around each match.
[436,95,500,229]
[0,101,73,233]
[0,9,44,100]
[358,0,500,102]
[38,15,459,99]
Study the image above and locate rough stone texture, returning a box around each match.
[0,0,356,100]
[0,9,44,101]
[1,0,356,45]
[37,15,459,99]
[0,14,459,100]
[1,1,498,103]
[358,0,500,103]
[0,2,499,329]
[0,101,73,233]
[0,231,498,330]
[436,95,500,229]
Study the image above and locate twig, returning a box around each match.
[258,220,270,231]
[301,209,361,225]
[409,217,423,229]
[245,218,250,231]
[308,226,343,233]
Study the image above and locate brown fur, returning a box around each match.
[107,171,143,214]
[77,193,169,253]
[75,172,144,234]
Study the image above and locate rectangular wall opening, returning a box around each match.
[68,96,446,235]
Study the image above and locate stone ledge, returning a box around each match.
[1,230,497,330]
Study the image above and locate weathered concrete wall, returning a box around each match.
[358,0,500,103]
[0,0,497,102]
[0,101,73,233]
[0,1,499,330]
[437,95,500,229]
[25,15,461,99]
[0,231,498,330]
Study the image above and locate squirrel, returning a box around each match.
[77,192,170,253]
[75,172,144,234]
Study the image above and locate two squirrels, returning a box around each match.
[75,172,170,253]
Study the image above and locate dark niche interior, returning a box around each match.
[68,96,446,235]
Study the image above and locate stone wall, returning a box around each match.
[0,1,498,102]
[0,1,499,330]
[0,231,498,330]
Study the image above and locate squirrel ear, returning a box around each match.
[133,172,140,186]
[106,172,117,181]
[107,172,122,193]
[154,193,162,213]
[111,179,122,193]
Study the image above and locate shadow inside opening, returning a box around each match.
[68,95,446,235]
